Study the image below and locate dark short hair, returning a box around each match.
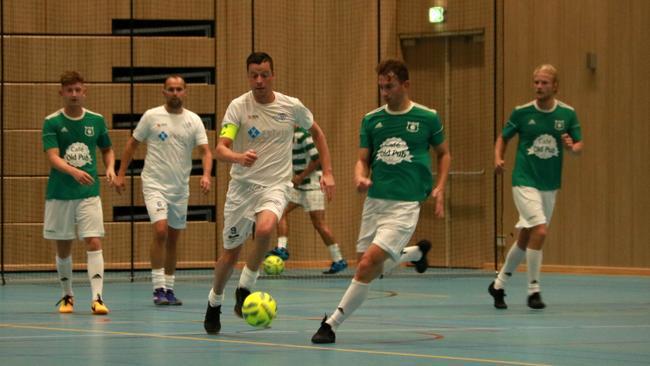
[376,59,409,82]
[246,52,274,72]
[164,74,186,88]
[60,71,85,86]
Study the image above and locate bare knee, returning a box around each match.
[151,219,170,241]
[255,220,275,238]
[355,256,382,282]
[84,237,102,251]
[531,225,548,240]
[218,249,241,267]
[153,226,168,243]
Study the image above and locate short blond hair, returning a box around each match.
[533,64,558,83]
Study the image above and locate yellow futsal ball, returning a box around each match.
[263,255,284,275]
[242,291,277,327]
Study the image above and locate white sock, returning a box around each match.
[152,268,165,290]
[87,250,104,301]
[382,257,398,276]
[56,256,74,297]
[238,265,259,290]
[208,288,224,307]
[165,274,175,291]
[526,249,543,294]
[495,243,526,289]
[381,246,421,275]
[399,245,422,262]
[277,236,288,249]
[327,279,370,330]
[328,243,343,262]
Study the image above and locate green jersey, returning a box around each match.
[42,108,112,200]
[503,100,582,191]
[360,102,445,202]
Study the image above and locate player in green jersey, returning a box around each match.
[489,64,583,310]
[42,71,115,315]
[312,59,451,344]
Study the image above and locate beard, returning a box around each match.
[167,98,183,109]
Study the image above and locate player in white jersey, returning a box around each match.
[114,75,213,306]
[204,52,335,335]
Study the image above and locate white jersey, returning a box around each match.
[133,105,209,197]
[223,91,314,186]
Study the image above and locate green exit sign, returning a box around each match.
[429,6,445,23]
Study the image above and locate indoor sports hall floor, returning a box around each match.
[1,269,649,366]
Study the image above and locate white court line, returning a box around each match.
[0,323,552,366]
[3,323,649,337]
[0,334,112,340]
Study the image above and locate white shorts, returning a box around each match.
[222,180,291,249]
[513,186,557,229]
[143,189,188,229]
[356,197,421,261]
[43,196,105,240]
[289,188,325,212]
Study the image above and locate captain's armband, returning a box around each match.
[219,123,239,140]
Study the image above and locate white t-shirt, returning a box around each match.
[223,91,314,186]
[133,105,209,196]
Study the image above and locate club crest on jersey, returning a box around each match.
[248,126,261,139]
[84,126,94,136]
[406,121,419,133]
[554,120,565,131]
[158,131,169,141]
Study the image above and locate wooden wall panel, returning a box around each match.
[133,38,215,66]
[134,0,215,19]
[132,222,215,266]
[214,0,253,259]
[397,0,491,36]
[4,37,130,82]
[1,0,220,270]
[380,0,400,59]
[2,0,130,34]
[2,130,215,176]
[2,0,215,35]
[2,0,648,272]
[502,0,650,268]
[251,0,379,261]
[3,222,215,269]
[2,176,217,223]
[253,1,316,103]
[4,37,214,82]
[399,1,495,269]
[3,84,216,130]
